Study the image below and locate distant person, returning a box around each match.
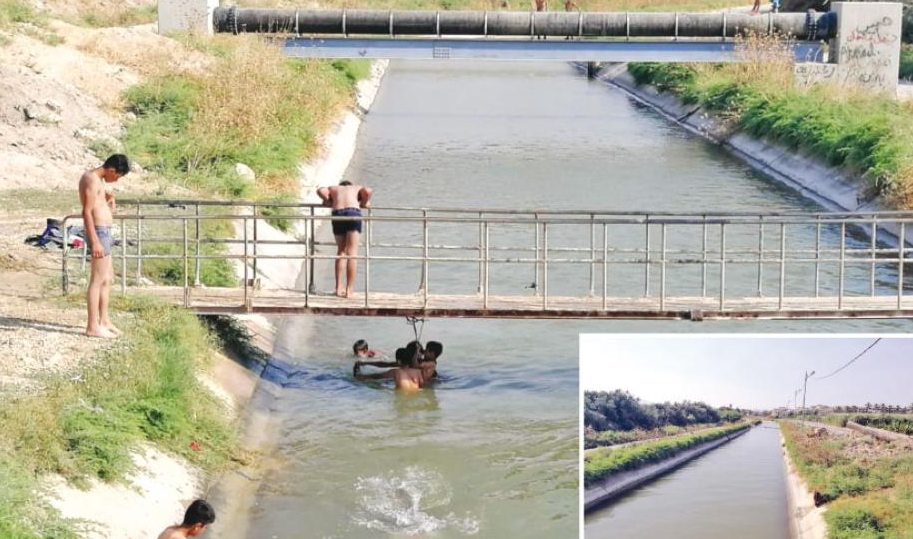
[157,499,216,539]
[565,0,578,11]
[353,346,437,392]
[533,0,548,10]
[751,0,760,14]
[79,154,130,339]
[316,180,373,298]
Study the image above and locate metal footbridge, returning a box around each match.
[61,200,913,320]
[214,7,833,62]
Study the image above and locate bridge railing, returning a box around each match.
[59,201,913,313]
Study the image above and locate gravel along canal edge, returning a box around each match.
[584,423,754,512]
[590,63,910,247]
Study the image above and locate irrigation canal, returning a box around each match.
[227,61,907,539]
[586,423,790,539]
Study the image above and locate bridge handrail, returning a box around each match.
[59,208,910,314]
[114,198,913,219]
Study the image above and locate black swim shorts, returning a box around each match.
[331,208,363,236]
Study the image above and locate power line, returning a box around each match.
[812,338,881,381]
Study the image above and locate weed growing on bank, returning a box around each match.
[0,297,237,485]
[628,35,913,208]
[780,421,913,539]
[902,45,913,81]
[584,422,753,487]
[123,37,366,200]
[80,6,156,27]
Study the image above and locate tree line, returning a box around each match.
[585,389,743,432]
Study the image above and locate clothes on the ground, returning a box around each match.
[331,207,363,236]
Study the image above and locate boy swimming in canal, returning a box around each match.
[353,341,441,391]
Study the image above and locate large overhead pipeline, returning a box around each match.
[213,7,836,40]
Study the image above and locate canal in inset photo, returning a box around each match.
[583,336,913,539]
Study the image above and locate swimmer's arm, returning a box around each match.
[358,187,373,208]
[353,362,397,380]
[358,360,398,368]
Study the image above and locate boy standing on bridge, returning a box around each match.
[317,180,373,298]
[78,154,130,339]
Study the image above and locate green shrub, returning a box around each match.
[584,423,751,487]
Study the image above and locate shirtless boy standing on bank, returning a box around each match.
[79,154,130,339]
[316,180,373,297]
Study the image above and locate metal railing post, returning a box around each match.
[62,220,69,295]
[814,216,821,298]
[478,212,484,294]
[778,223,786,311]
[422,211,429,307]
[757,217,764,297]
[870,218,877,296]
[194,204,201,287]
[121,217,127,295]
[309,206,316,294]
[252,204,259,281]
[136,204,143,284]
[304,213,310,308]
[719,223,726,311]
[243,217,250,311]
[643,217,651,297]
[182,218,189,308]
[701,216,707,297]
[897,223,905,309]
[364,219,370,308]
[838,223,846,310]
[534,213,540,294]
[483,221,489,309]
[589,214,596,296]
[602,222,608,310]
[543,222,549,309]
[660,223,666,310]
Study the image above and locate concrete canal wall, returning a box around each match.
[584,426,751,512]
[780,430,828,539]
[595,62,910,247]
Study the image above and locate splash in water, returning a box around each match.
[353,466,480,535]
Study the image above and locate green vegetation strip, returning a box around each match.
[901,45,913,81]
[781,421,913,539]
[584,422,751,487]
[0,297,240,539]
[627,59,913,207]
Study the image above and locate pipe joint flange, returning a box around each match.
[228,5,239,35]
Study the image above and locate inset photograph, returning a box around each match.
[582,335,913,539]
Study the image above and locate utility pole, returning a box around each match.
[802,370,815,415]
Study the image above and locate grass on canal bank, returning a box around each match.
[584,422,753,487]
[781,421,913,539]
[627,37,913,209]
[0,297,242,539]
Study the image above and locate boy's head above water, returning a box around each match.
[353,339,369,357]
[425,341,443,361]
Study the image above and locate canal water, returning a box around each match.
[585,424,790,539]
[236,61,909,539]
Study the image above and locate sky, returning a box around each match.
[580,335,913,410]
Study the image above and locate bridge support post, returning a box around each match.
[794,2,903,94]
[158,0,219,35]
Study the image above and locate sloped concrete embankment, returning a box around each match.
[593,63,908,247]
[584,427,751,512]
[780,430,828,539]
